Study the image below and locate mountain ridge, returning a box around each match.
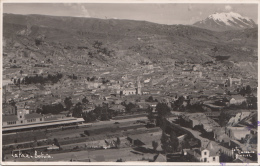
[3,13,258,69]
[193,12,257,31]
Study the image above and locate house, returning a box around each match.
[184,142,220,162]
[2,115,18,126]
[142,91,150,95]
[2,109,80,128]
[2,109,41,126]
[229,95,247,105]
[227,77,242,87]
[121,88,137,96]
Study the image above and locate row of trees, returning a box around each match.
[147,102,180,153]
[146,95,204,113]
[36,96,85,115]
[15,73,63,85]
[36,96,118,121]
[237,85,252,96]
[159,105,180,154]
[83,104,119,122]
[36,103,64,115]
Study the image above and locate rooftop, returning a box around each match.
[3,115,18,122]
[24,113,43,119]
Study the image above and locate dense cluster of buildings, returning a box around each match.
[2,45,258,163]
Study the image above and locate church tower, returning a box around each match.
[137,77,142,95]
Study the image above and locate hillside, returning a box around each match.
[3,14,258,69]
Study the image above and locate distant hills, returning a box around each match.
[3,13,258,69]
[193,12,257,31]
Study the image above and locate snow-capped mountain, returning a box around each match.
[193,12,257,31]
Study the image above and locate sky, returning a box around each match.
[3,3,258,25]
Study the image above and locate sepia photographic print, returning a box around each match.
[1,0,259,164]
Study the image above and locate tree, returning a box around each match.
[9,99,16,107]
[169,131,179,152]
[156,103,171,118]
[245,85,252,95]
[125,102,136,112]
[161,131,172,153]
[83,111,97,122]
[239,87,246,96]
[19,70,23,75]
[147,106,155,122]
[17,78,21,85]
[100,113,109,121]
[180,139,190,150]
[93,104,111,121]
[53,138,60,149]
[247,96,257,109]
[35,38,43,46]
[64,97,73,110]
[219,111,226,127]
[219,111,230,127]
[240,101,248,109]
[174,96,185,109]
[155,103,171,128]
[161,130,179,154]
[116,137,121,148]
[82,97,89,104]
[152,141,158,151]
[146,96,154,102]
[72,102,83,117]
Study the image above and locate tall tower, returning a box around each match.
[137,77,142,95]
[229,77,232,87]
